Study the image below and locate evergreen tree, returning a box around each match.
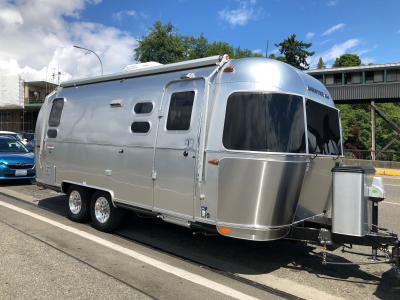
[317,57,326,69]
[275,34,315,70]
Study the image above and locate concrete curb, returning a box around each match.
[376,168,400,176]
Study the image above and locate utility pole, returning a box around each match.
[371,100,376,160]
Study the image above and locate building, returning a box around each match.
[307,63,400,103]
[0,74,57,133]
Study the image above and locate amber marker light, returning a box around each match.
[208,159,220,166]
[223,66,234,73]
[219,227,232,235]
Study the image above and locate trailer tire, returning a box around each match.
[90,191,123,232]
[66,186,90,222]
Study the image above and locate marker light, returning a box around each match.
[223,66,234,73]
[208,159,219,166]
[219,227,231,235]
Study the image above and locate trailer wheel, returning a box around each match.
[66,186,90,222]
[90,191,123,232]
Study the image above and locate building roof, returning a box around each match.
[307,62,400,74]
[25,81,58,88]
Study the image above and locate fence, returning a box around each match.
[344,149,400,162]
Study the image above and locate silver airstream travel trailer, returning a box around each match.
[35,55,400,267]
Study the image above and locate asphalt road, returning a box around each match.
[0,176,400,300]
[0,187,280,300]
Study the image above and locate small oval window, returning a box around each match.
[131,121,150,133]
[134,102,153,114]
[47,129,58,138]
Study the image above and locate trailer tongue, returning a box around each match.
[288,165,400,271]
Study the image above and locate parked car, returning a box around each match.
[0,131,28,145]
[0,136,35,181]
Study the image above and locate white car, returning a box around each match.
[0,131,28,145]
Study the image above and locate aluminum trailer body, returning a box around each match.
[35,56,350,241]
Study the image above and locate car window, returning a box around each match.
[0,139,29,153]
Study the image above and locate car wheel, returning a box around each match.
[90,191,123,232]
[66,186,90,222]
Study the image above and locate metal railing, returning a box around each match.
[25,97,45,104]
[344,149,400,162]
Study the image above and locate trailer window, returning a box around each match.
[223,93,305,153]
[47,129,58,138]
[134,102,153,114]
[306,100,341,155]
[48,98,64,127]
[131,121,150,133]
[166,91,195,131]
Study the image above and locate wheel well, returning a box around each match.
[61,182,105,201]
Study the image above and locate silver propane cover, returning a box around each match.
[331,165,375,237]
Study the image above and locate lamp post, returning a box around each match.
[73,45,103,76]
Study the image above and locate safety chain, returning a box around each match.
[322,243,327,265]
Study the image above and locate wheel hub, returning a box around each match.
[94,197,110,224]
[69,191,82,215]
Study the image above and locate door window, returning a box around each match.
[166,91,195,131]
[47,98,64,138]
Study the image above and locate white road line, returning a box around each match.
[384,183,400,187]
[0,199,258,300]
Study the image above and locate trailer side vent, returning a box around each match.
[131,121,150,133]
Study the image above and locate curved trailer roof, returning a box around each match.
[60,55,334,108]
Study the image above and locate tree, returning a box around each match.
[333,54,361,67]
[135,21,264,64]
[183,34,209,60]
[234,47,263,59]
[275,34,315,70]
[205,41,234,58]
[317,57,326,69]
[268,53,286,62]
[135,21,186,64]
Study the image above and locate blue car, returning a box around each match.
[0,136,35,181]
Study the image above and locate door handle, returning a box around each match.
[47,145,55,150]
[118,149,124,154]
[183,150,188,157]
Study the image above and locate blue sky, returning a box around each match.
[81,0,400,66]
[1,0,400,81]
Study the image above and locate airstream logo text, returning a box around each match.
[307,85,330,99]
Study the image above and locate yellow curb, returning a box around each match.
[376,168,400,176]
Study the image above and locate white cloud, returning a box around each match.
[322,23,346,36]
[310,38,360,66]
[327,0,339,7]
[112,10,147,21]
[362,57,375,65]
[306,32,315,40]
[0,0,138,82]
[219,0,261,27]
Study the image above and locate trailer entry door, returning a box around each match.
[154,80,205,218]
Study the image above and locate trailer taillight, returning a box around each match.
[208,159,219,166]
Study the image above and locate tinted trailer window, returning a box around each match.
[223,93,305,153]
[306,100,341,155]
